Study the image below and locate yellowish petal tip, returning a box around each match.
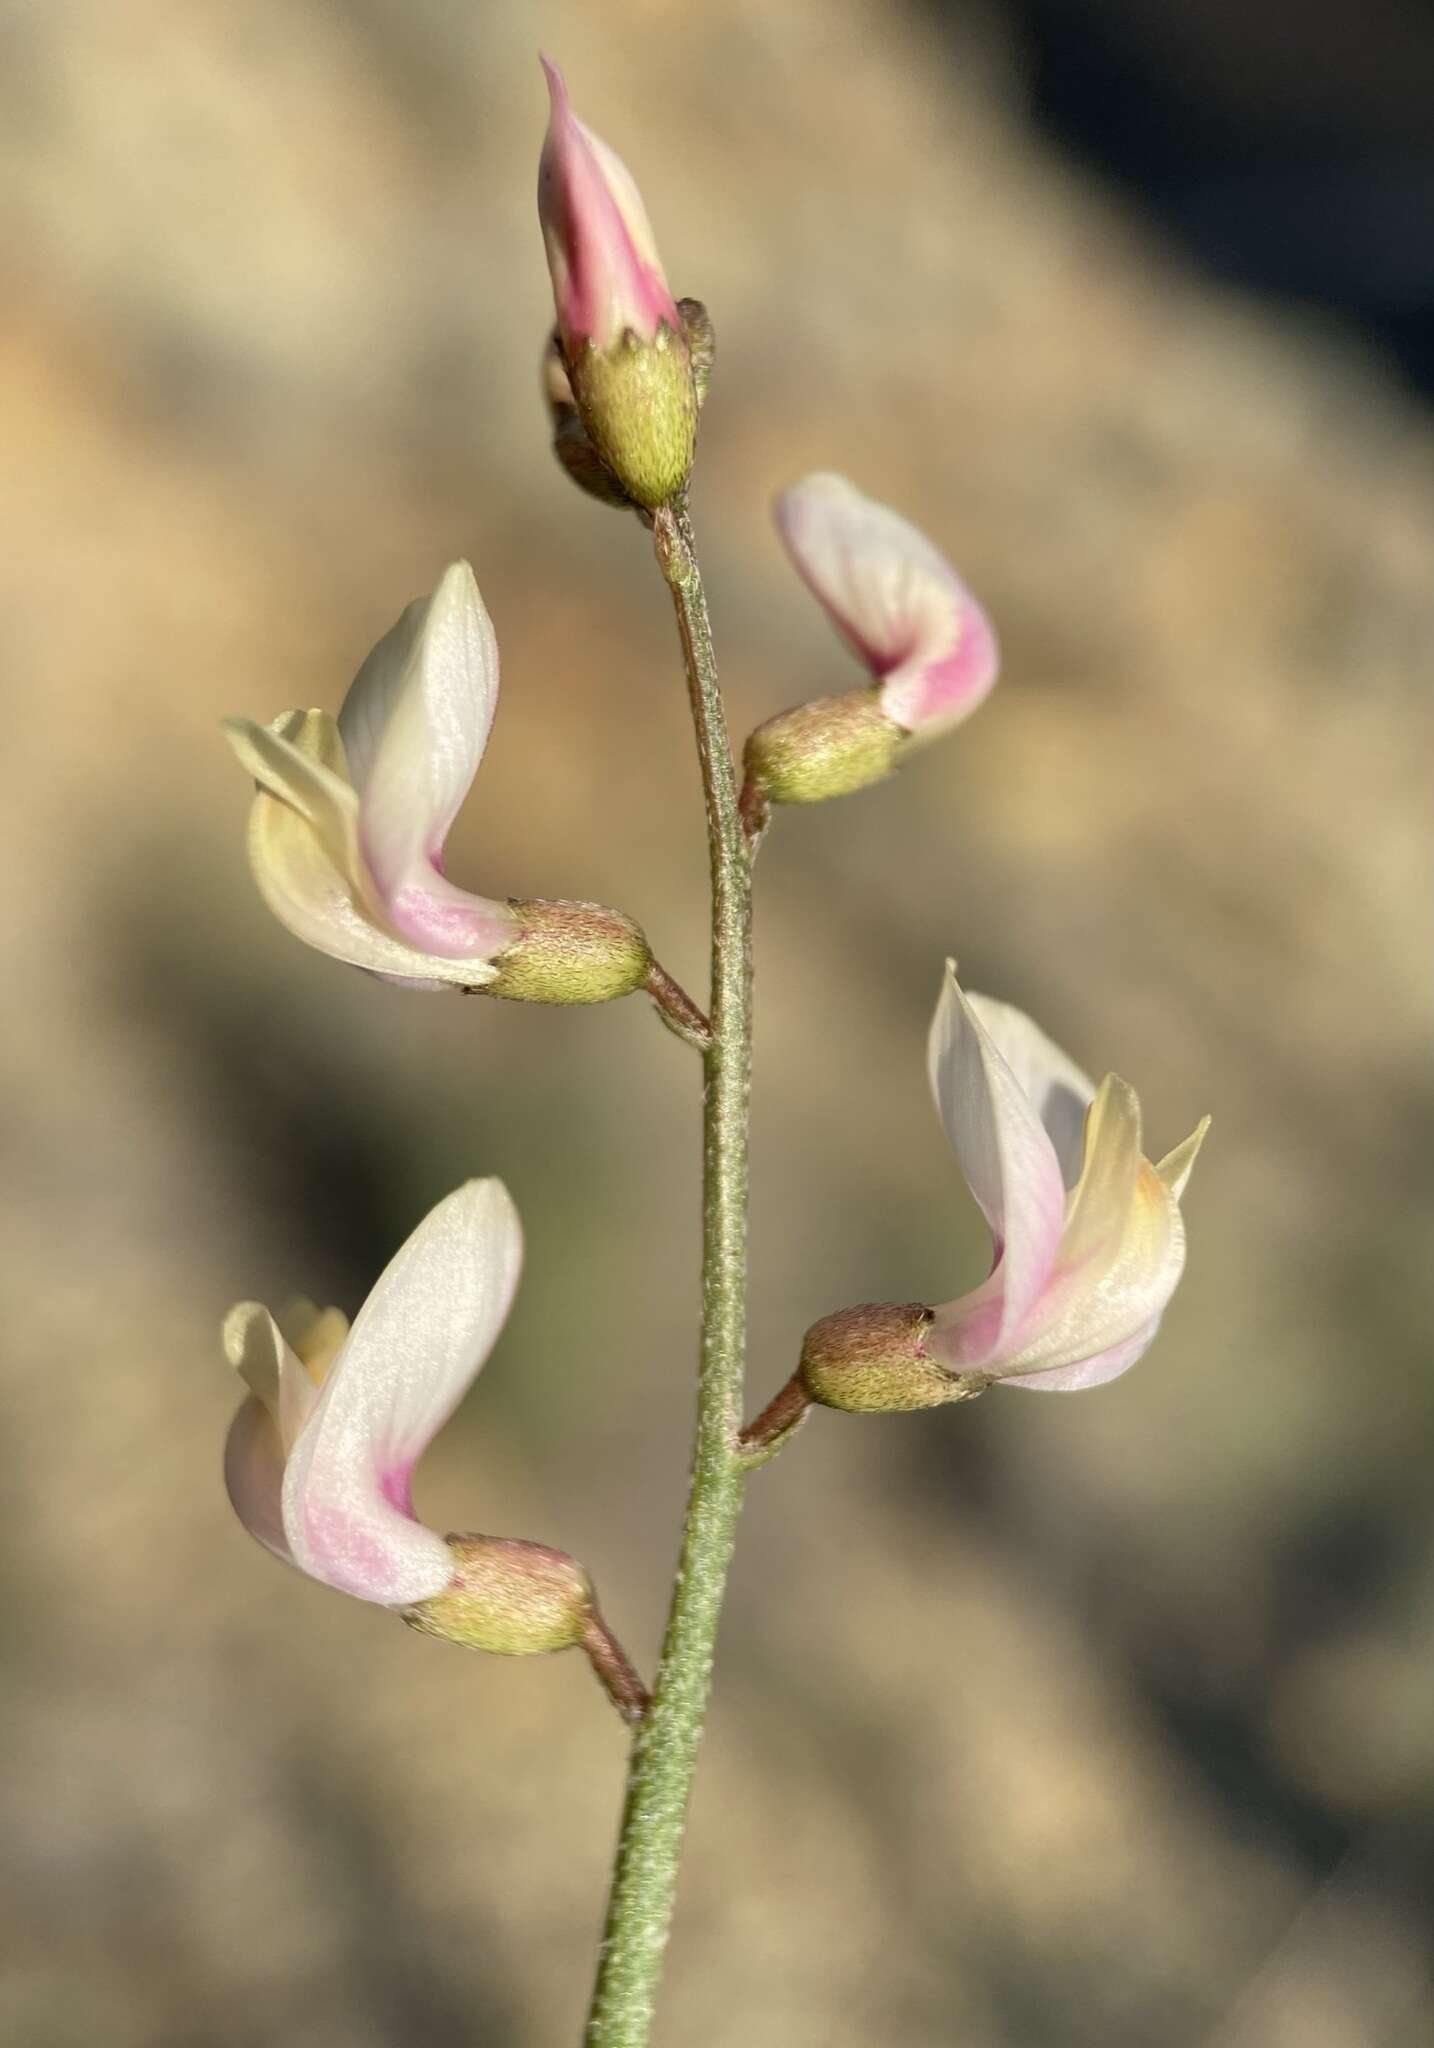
[1155,1114,1210,1199]
[221,716,264,767]
[221,1300,268,1372]
[1089,1071,1144,1144]
[277,1299,349,1383]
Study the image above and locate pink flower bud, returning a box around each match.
[538,56,678,356]
[536,59,697,509]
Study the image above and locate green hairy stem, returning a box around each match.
[582,503,754,2046]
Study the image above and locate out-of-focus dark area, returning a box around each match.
[965,0,1434,391]
[1,3,1429,2045]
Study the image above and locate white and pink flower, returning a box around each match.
[224,563,519,989]
[924,965,1207,1390]
[223,1179,523,1606]
[775,472,998,745]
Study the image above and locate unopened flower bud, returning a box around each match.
[538,59,697,510]
[798,1302,984,1413]
[405,1536,591,1655]
[488,898,652,1005]
[743,688,903,806]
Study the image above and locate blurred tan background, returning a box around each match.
[2,2,1430,2043]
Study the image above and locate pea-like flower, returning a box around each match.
[225,564,651,1003]
[772,967,1207,1427]
[223,1180,647,1707]
[743,474,999,810]
[223,1179,524,1608]
[922,965,1207,1390]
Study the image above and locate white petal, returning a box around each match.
[927,963,1067,1352]
[229,710,507,985]
[965,993,1097,1189]
[339,565,498,882]
[224,1394,294,1565]
[774,473,997,742]
[280,1180,523,1607]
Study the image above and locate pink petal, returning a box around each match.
[280,1180,523,1607]
[537,58,678,353]
[774,474,998,743]
[382,870,518,960]
[926,963,1067,1358]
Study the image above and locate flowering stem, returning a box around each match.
[582,501,753,2047]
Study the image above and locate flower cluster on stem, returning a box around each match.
[215,58,1208,2048]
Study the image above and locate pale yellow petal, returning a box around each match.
[224,712,365,890]
[1155,1115,1211,1200]
[1060,1075,1145,1270]
[222,1300,287,1412]
[242,759,501,985]
[978,1075,1189,1380]
[276,1298,350,1386]
[222,1301,319,1450]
